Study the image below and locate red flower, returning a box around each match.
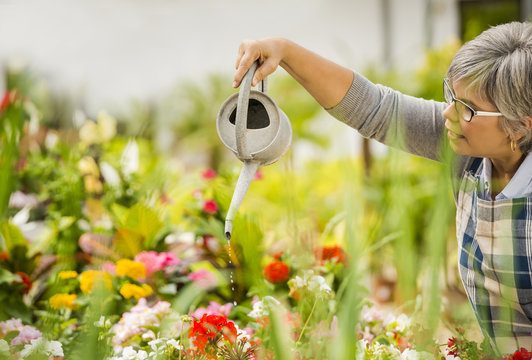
[263,261,290,283]
[201,168,217,179]
[507,348,532,360]
[188,314,237,357]
[0,251,9,262]
[314,244,348,265]
[0,92,10,111]
[15,271,32,293]
[203,199,219,214]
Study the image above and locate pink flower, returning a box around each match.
[202,199,218,214]
[201,168,217,179]
[0,319,42,345]
[188,269,217,289]
[11,325,42,345]
[134,251,181,276]
[253,170,263,180]
[190,301,233,319]
[101,261,117,275]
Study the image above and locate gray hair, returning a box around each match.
[446,21,532,154]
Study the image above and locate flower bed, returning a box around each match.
[0,87,529,359]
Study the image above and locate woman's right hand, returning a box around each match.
[233,38,286,88]
[233,37,353,109]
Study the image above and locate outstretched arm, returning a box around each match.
[233,38,354,110]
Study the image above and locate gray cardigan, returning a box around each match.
[326,71,475,198]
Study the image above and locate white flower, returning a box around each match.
[19,338,63,359]
[248,296,281,319]
[166,339,183,350]
[47,341,64,357]
[121,139,139,176]
[401,349,435,360]
[100,161,121,186]
[289,270,332,296]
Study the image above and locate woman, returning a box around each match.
[232,22,532,353]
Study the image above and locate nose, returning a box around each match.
[441,102,457,122]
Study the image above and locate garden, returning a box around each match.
[0,42,529,360]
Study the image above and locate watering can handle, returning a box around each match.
[235,61,267,159]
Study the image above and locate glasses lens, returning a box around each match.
[443,81,453,104]
[455,101,473,122]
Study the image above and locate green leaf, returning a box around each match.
[0,269,19,284]
[124,204,162,247]
[110,203,128,227]
[0,221,26,251]
[113,228,143,258]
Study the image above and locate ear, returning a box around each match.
[526,116,532,130]
[514,116,532,141]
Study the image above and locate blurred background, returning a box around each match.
[1,0,529,163]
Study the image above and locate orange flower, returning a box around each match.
[314,244,348,265]
[263,261,290,283]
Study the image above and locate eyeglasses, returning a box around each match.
[443,78,502,122]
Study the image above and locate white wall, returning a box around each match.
[0,0,458,112]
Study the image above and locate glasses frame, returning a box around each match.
[443,78,502,122]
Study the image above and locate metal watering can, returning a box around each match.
[217,61,292,240]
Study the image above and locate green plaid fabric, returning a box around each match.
[457,158,532,353]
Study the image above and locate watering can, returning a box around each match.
[217,61,292,240]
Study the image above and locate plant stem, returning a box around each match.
[296,299,317,347]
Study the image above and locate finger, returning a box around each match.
[233,52,259,88]
[252,58,277,86]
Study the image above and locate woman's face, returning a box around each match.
[442,79,513,160]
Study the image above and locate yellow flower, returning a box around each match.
[116,259,146,279]
[78,157,100,177]
[80,270,112,294]
[49,293,78,310]
[58,271,78,280]
[84,175,103,194]
[119,283,153,300]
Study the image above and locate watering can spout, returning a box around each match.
[224,161,260,241]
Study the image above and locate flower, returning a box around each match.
[314,244,347,265]
[58,270,78,280]
[78,156,100,177]
[116,259,147,279]
[188,314,238,357]
[288,270,332,298]
[49,293,78,310]
[0,91,10,111]
[119,283,153,300]
[263,261,290,283]
[201,168,217,179]
[188,269,218,289]
[248,296,281,319]
[110,298,171,346]
[0,318,42,345]
[134,251,181,276]
[190,301,233,319]
[80,270,112,293]
[19,338,63,359]
[15,272,32,293]
[202,199,219,214]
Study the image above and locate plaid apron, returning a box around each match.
[457,158,532,353]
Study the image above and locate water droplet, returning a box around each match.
[226,239,238,307]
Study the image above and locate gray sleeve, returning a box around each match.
[326,71,448,162]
